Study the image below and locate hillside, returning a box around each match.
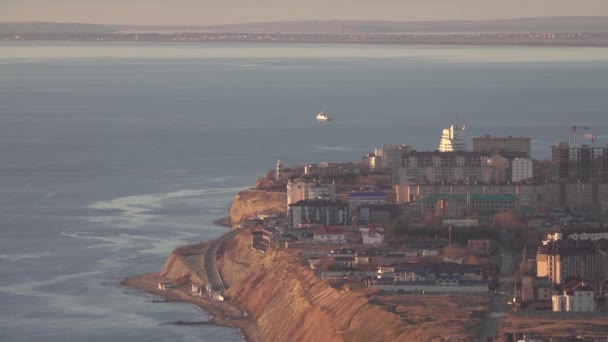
[0,22,115,34]
[149,17,608,34]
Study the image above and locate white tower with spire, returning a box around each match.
[438,116,466,152]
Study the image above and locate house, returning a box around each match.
[251,229,273,252]
[158,280,173,290]
[191,284,203,297]
[360,227,385,245]
[314,226,346,244]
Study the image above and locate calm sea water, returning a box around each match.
[1,42,607,341]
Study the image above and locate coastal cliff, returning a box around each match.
[126,189,480,341]
[217,231,419,342]
[227,189,286,229]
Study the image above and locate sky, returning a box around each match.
[1,0,607,26]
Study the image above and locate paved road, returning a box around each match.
[204,229,242,292]
[479,245,514,342]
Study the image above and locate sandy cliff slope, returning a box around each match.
[216,231,440,342]
[228,189,286,228]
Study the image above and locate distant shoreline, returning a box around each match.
[2,32,608,48]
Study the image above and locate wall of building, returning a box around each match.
[512,158,533,182]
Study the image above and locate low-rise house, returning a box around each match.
[158,280,173,290]
[331,256,355,269]
[251,229,273,252]
[191,284,203,297]
[377,263,484,283]
[360,227,385,245]
[314,226,346,244]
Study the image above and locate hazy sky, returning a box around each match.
[1,0,607,26]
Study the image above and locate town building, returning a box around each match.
[511,158,533,182]
[421,194,520,218]
[373,144,411,182]
[442,218,479,227]
[400,150,496,184]
[487,152,530,183]
[567,229,608,241]
[551,142,608,182]
[346,191,389,211]
[360,227,385,245]
[286,179,335,208]
[361,153,382,172]
[288,199,348,230]
[552,287,595,312]
[536,237,608,284]
[353,203,401,224]
[438,118,466,152]
[540,181,608,212]
[251,229,273,252]
[521,276,554,304]
[304,162,360,177]
[488,153,509,183]
[467,239,494,254]
[314,226,346,244]
[473,135,531,157]
[375,263,485,287]
[396,181,608,213]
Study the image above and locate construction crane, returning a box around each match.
[572,125,590,146]
[584,133,597,144]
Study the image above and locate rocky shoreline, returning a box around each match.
[123,271,261,342]
[122,188,284,341]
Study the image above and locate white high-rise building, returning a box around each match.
[511,158,533,182]
[438,118,466,152]
[374,144,411,183]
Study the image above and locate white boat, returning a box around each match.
[315,109,333,121]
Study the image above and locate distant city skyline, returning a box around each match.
[1,0,607,26]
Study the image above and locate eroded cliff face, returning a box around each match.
[228,189,286,228]
[216,232,424,342]
[159,244,207,286]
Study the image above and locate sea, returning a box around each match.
[1,41,607,341]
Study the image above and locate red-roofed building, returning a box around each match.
[314,226,346,244]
